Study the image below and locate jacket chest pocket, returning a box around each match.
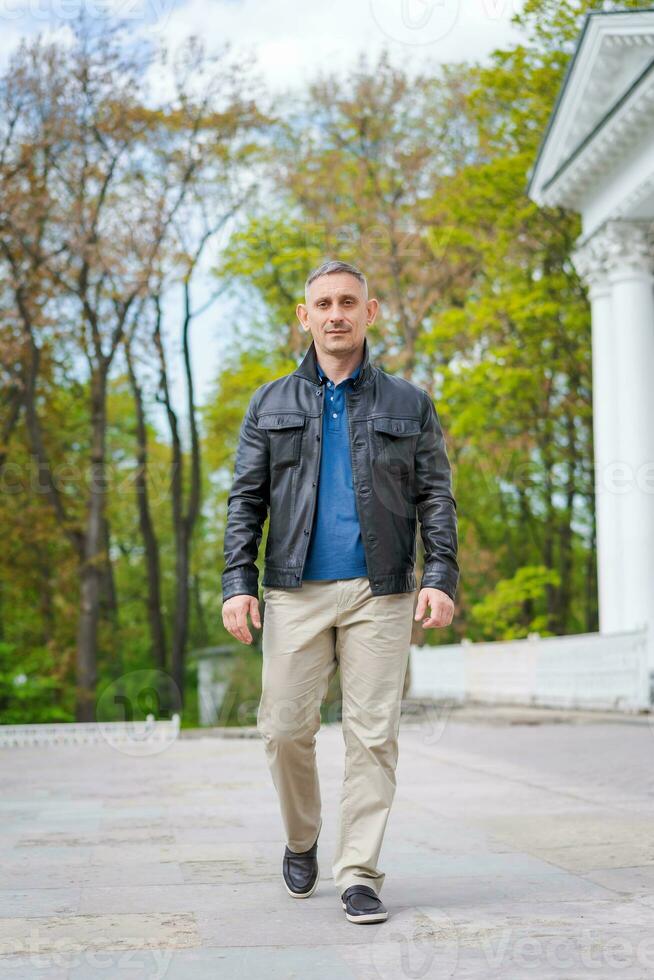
[372,417,421,476]
[257,412,306,469]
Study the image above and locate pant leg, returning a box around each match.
[257,581,339,853]
[332,577,416,896]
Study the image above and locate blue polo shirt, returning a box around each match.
[302,359,369,582]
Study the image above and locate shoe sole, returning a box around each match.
[284,866,320,899]
[342,901,388,923]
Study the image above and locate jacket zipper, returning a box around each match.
[297,386,325,582]
[346,388,373,587]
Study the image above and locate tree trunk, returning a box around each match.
[171,520,190,700]
[586,490,598,633]
[153,288,202,705]
[192,570,209,648]
[557,401,577,633]
[100,515,119,623]
[126,341,167,670]
[75,369,107,721]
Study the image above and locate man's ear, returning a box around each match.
[296,302,309,330]
[366,297,380,324]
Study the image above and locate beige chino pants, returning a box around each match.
[257,576,416,896]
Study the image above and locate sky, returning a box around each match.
[1,0,526,426]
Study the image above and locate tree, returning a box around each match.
[0,23,260,716]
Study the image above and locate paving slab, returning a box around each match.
[0,708,653,979]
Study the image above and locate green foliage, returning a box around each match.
[0,643,73,723]
[203,345,298,474]
[470,565,562,640]
[513,0,648,54]
[219,213,327,335]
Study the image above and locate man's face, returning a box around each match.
[296,272,379,359]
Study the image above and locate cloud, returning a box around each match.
[0,0,525,101]
[0,0,525,411]
[145,0,525,93]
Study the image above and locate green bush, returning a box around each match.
[0,642,73,723]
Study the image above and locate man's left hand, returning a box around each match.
[414,588,454,628]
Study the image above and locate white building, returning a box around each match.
[410,9,654,711]
[528,7,654,650]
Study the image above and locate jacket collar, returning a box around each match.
[293,335,376,391]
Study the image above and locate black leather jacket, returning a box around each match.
[222,337,459,602]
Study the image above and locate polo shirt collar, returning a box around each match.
[293,336,374,390]
[316,360,361,386]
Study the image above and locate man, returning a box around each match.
[222,260,458,924]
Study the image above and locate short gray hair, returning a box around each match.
[304,260,368,302]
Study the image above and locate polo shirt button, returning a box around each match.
[332,413,337,418]
[316,435,320,441]
[303,529,309,535]
[312,481,316,487]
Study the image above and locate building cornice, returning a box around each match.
[527,9,654,207]
[538,58,654,209]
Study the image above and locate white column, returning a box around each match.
[605,222,654,636]
[572,232,622,633]
[573,220,654,639]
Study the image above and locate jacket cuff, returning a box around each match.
[419,564,459,601]
[222,565,260,602]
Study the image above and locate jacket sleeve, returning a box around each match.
[415,391,459,600]
[222,393,270,602]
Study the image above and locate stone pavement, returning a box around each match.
[1,704,653,979]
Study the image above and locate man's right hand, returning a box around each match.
[222,594,262,645]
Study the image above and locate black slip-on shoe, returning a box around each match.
[282,832,320,899]
[341,884,388,923]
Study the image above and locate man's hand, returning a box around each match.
[222,594,262,645]
[414,587,454,629]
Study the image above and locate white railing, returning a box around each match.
[409,628,652,712]
[0,713,181,750]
